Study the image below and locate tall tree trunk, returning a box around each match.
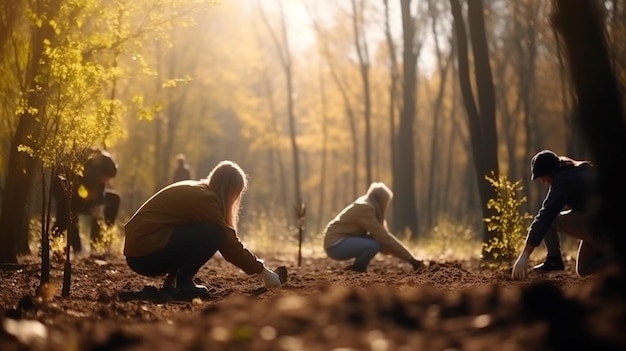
[262,73,289,220]
[309,13,360,198]
[316,58,329,232]
[0,2,23,61]
[425,1,453,228]
[153,40,165,191]
[383,0,401,226]
[351,0,372,187]
[0,0,61,263]
[510,1,539,209]
[163,30,202,183]
[259,0,302,218]
[551,0,626,270]
[450,0,500,261]
[393,0,420,237]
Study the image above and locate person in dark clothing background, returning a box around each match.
[52,149,120,254]
[172,153,192,183]
[512,149,616,279]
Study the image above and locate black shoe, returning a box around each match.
[175,276,209,297]
[344,263,367,273]
[533,255,565,272]
[161,272,177,291]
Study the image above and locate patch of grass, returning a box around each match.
[239,210,325,259]
[413,218,482,262]
[89,220,124,256]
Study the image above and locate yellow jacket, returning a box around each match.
[323,196,415,262]
[124,180,263,275]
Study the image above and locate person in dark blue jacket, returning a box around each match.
[512,150,616,279]
[52,149,120,254]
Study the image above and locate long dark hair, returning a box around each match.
[558,155,592,171]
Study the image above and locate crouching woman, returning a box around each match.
[123,160,281,297]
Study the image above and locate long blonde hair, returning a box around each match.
[366,182,393,226]
[206,160,248,229]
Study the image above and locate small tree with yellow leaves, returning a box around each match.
[483,173,533,269]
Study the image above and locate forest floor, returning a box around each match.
[1,252,625,351]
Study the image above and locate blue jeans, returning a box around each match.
[326,236,381,268]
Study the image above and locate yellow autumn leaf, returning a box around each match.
[77,185,89,199]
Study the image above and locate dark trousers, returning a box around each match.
[90,190,121,242]
[54,189,120,253]
[544,210,615,276]
[126,222,226,281]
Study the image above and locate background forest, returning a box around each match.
[0,0,625,263]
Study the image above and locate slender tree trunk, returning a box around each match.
[153,40,165,191]
[307,7,359,198]
[425,6,453,228]
[316,59,329,232]
[393,0,420,237]
[259,0,302,220]
[450,0,500,261]
[383,0,401,226]
[351,0,372,187]
[262,73,289,219]
[0,0,61,263]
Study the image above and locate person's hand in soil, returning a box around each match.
[512,251,530,279]
[409,258,425,271]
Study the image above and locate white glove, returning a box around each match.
[259,266,282,289]
[512,251,530,279]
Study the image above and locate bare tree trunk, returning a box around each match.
[511,1,539,211]
[316,59,329,232]
[259,0,302,218]
[426,1,453,228]
[153,40,165,191]
[383,0,401,225]
[0,0,61,263]
[351,0,372,187]
[308,12,359,198]
[261,73,289,219]
[551,0,626,270]
[393,0,420,237]
[450,0,500,261]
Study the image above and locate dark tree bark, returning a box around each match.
[393,0,420,237]
[551,0,626,271]
[450,0,500,261]
[425,0,454,228]
[0,0,62,263]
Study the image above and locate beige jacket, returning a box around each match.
[124,180,263,275]
[323,196,416,262]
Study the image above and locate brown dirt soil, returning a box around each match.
[1,254,625,351]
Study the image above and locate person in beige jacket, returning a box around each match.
[324,182,425,272]
[124,160,281,297]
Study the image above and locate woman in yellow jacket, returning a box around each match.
[324,182,425,272]
[124,160,281,297]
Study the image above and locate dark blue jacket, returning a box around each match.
[526,161,597,246]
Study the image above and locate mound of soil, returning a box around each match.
[1,254,625,350]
